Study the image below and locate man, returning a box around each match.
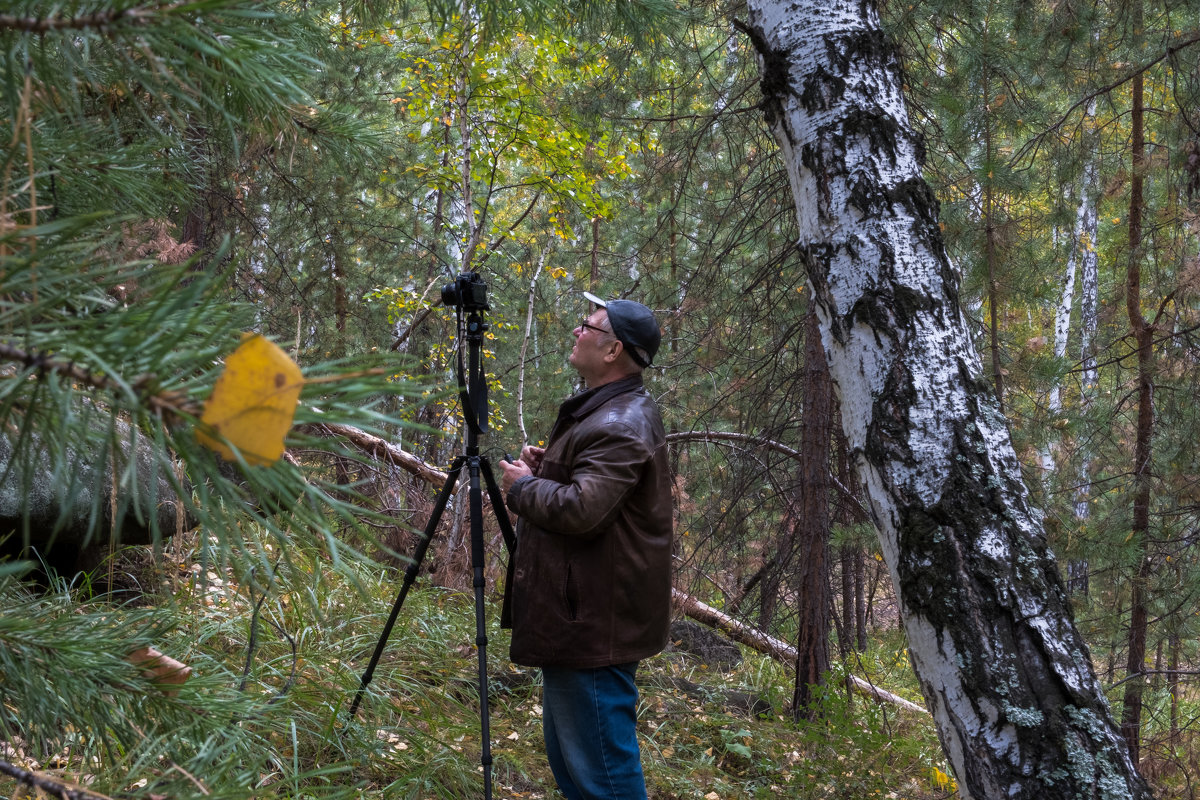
[498,292,673,800]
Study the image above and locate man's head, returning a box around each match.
[570,293,660,387]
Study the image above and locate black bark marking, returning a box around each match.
[732,18,795,131]
[799,64,846,113]
[863,356,917,471]
[889,414,1128,797]
[824,28,901,79]
[841,107,903,164]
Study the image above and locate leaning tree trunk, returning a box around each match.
[741,2,1150,798]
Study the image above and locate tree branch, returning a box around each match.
[0,3,183,33]
[1015,31,1200,164]
[0,341,198,420]
[301,422,448,486]
[0,758,116,800]
[666,430,869,518]
[671,587,927,715]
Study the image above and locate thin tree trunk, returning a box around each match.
[839,544,854,656]
[742,2,1150,796]
[1070,147,1100,596]
[793,306,833,719]
[516,247,547,447]
[1121,44,1155,765]
[982,62,1004,413]
[854,545,867,651]
[591,216,601,286]
[1169,631,1180,742]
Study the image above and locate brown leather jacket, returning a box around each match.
[501,375,673,668]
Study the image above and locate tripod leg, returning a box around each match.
[479,458,517,552]
[467,456,495,798]
[348,456,465,718]
[480,457,519,629]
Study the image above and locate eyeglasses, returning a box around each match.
[579,320,611,336]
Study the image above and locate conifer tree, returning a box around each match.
[0,3,419,796]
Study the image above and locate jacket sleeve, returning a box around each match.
[506,421,651,539]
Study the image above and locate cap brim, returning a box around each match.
[582,291,607,307]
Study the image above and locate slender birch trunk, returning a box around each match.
[1070,146,1099,595]
[516,247,547,447]
[743,2,1150,796]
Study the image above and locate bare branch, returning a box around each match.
[302,422,447,486]
[0,758,116,800]
[671,587,927,715]
[666,430,869,518]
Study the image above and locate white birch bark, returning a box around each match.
[1075,153,1100,529]
[743,1,1149,797]
[516,246,548,447]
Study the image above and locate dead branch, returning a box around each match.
[0,758,117,800]
[671,587,927,715]
[302,422,448,486]
[310,424,920,712]
[666,430,869,518]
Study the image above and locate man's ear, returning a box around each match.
[604,339,624,363]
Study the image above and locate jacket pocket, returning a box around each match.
[563,562,579,621]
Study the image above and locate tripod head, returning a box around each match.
[442,271,490,439]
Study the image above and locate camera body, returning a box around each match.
[441,271,489,311]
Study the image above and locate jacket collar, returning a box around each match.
[555,374,643,427]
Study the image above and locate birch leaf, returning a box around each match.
[197,334,303,465]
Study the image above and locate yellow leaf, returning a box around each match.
[197,334,304,465]
[931,767,957,792]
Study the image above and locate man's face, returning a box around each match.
[569,309,616,383]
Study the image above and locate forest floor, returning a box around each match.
[338,583,953,800]
[12,540,1196,799]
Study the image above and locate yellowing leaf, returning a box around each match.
[931,767,957,792]
[197,334,304,465]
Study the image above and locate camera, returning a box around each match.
[441,271,489,311]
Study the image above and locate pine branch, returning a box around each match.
[0,3,184,34]
[0,341,199,420]
[1015,31,1200,164]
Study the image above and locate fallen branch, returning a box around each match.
[0,758,116,800]
[671,587,927,715]
[300,422,448,486]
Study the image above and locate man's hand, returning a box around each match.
[499,456,533,494]
[520,445,545,474]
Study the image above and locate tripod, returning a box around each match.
[349,304,516,800]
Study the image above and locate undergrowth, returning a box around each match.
[2,542,955,799]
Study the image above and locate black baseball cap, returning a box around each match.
[583,291,661,367]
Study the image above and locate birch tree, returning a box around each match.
[741,1,1150,796]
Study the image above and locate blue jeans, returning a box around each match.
[541,662,647,800]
